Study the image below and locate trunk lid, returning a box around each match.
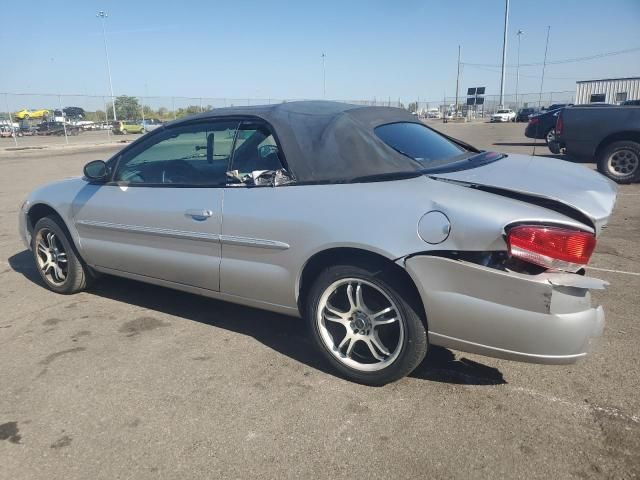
[431,153,617,234]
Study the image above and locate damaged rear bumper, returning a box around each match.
[401,255,605,364]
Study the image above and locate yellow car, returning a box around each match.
[14,109,50,120]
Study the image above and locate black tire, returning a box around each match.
[596,140,640,184]
[31,216,92,294]
[306,264,427,386]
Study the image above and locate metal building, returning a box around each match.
[575,77,640,104]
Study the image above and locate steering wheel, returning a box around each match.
[258,144,279,159]
[163,160,199,184]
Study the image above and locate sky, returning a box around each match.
[2,0,640,104]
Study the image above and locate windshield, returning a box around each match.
[497,110,510,114]
[374,122,467,168]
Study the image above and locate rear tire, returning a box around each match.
[306,264,427,385]
[32,216,91,294]
[597,141,640,184]
[545,128,556,145]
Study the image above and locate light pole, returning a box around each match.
[499,0,510,107]
[515,29,523,108]
[97,11,117,121]
[455,45,461,115]
[321,53,326,99]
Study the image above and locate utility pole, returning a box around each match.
[442,92,446,123]
[321,53,326,99]
[455,45,461,115]
[499,0,510,107]
[97,11,117,121]
[515,29,523,108]
[533,26,551,157]
[5,94,18,147]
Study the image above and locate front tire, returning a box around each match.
[306,264,427,385]
[597,140,640,183]
[32,216,91,294]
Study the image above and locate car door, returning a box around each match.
[220,120,303,307]
[72,119,239,291]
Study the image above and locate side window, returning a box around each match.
[229,122,285,176]
[114,121,238,186]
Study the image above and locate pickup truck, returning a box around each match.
[550,105,640,183]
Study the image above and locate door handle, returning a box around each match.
[185,209,214,221]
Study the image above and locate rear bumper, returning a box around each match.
[524,126,544,139]
[402,256,605,364]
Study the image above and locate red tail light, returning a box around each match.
[555,112,564,136]
[507,225,596,271]
[528,117,539,126]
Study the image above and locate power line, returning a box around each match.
[464,63,578,80]
[462,46,640,68]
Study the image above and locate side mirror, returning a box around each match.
[84,160,109,182]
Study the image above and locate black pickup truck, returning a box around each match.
[550,105,640,183]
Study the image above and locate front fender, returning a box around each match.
[20,177,87,254]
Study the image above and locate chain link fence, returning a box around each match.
[0,91,574,147]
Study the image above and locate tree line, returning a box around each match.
[84,95,214,122]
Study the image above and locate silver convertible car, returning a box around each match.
[19,101,617,385]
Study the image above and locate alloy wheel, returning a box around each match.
[316,278,404,372]
[546,128,556,144]
[35,229,68,286]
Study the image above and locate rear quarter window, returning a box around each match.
[374,122,465,166]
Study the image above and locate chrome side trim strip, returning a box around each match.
[220,235,290,250]
[75,220,219,242]
[76,220,290,250]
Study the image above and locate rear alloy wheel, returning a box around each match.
[307,264,427,385]
[32,216,91,294]
[545,128,556,145]
[597,141,640,183]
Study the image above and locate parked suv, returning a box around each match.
[515,108,538,122]
[490,109,516,122]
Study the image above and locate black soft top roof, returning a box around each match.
[169,101,425,183]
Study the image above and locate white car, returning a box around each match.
[427,109,442,119]
[491,109,516,122]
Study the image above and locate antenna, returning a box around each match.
[532,26,551,157]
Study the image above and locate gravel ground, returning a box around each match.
[1,122,638,479]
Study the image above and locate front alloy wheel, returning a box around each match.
[307,264,427,385]
[32,216,92,294]
[35,229,68,285]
